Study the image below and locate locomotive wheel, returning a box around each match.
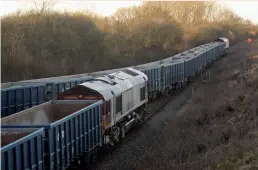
[177,83,181,89]
[187,77,191,84]
[168,86,173,95]
[149,93,153,101]
[153,92,157,99]
[180,82,183,88]
[178,83,181,89]
[174,83,178,90]
[164,88,169,96]
[141,110,147,122]
[157,91,162,98]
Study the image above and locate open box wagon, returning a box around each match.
[1,127,45,170]
[1,100,103,170]
[1,82,47,118]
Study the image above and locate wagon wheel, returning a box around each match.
[164,88,169,96]
[149,92,153,101]
[140,110,147,123]
[157,91,162,98]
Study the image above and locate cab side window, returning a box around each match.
[116,95,122,113]
[140,87,145,101]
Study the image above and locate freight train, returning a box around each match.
[1,68,128,118]
[57,67,148,146]
[1,37,229,170]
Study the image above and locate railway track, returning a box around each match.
[74,66,212,170]
[68,41,247,170]
[1,38,243,170]
[88,76,202,170]
[134,40,258,170]
[144,39,249,122]
[86,40,249,170]
[145,68,208,122]
[145,88,184,121]
[69,82,191,170]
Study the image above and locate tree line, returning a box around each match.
[1,1,258,82]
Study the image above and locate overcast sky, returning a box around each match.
[1,1,258,24]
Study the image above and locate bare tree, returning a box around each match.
[33,0,55,14]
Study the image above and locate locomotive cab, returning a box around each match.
[57,67,148,145]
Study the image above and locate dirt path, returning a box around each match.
[136,41,258,170]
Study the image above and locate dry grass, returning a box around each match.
[136,40,258,170]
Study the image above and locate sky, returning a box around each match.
[0,0,258,24]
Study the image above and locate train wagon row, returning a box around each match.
[1,67,126,118]
[135,39,229,98]
[1,38,229,170]
[1,76,93,118]
[1,67,148,170]
[1,38,228,118]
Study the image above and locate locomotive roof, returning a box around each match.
[88,67,124,77]
[78,67,148,100]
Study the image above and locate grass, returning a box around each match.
[135,40,258,170]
